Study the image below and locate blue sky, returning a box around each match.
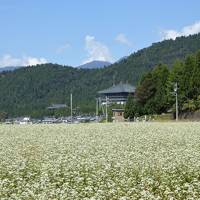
[0,0,200,67]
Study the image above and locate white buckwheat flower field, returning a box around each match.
[1,123,200,199]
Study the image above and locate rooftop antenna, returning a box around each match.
[113,71,117,86]
[113,74,115,86]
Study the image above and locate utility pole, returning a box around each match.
[106,96,108,122]
[70,93,73,123]
[96,98,99,121]
[174,82,178,121]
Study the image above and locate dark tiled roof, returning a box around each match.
[98,83,135,94]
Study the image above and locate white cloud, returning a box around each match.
[115,33,132,46]
[83,35,113,64]
[161,21,200,40]
[0,54,47,67]
[56,43,71,54]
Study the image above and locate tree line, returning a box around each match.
[125,50,200,119]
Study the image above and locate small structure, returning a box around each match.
[14,117,32,125]
[98,83,135,105]
[47,104,67,110]
[112,108,125,122]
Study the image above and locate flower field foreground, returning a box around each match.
[0,123,200,199]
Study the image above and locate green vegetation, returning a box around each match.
[1,33,200,117]
[125,50,200,119]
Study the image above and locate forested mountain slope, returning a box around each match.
[1,33,200,117]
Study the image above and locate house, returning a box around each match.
[14,117,31,125]
[112,108,125,122]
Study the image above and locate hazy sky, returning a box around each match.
[0,0,200,67]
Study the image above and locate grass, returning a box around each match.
[0,123,200,199]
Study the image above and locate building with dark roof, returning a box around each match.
[98,83,135,105]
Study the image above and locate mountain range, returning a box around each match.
[0,60,112,72]
[0,33,200,117]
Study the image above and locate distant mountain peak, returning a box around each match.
[78,60,112,69]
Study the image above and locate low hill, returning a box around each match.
[1,33,200,117]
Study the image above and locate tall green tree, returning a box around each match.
[181,55,196,99]
[191,51,200,99]
[135,64,169,115]
[166,60,184,109]
[124,94,136,120]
